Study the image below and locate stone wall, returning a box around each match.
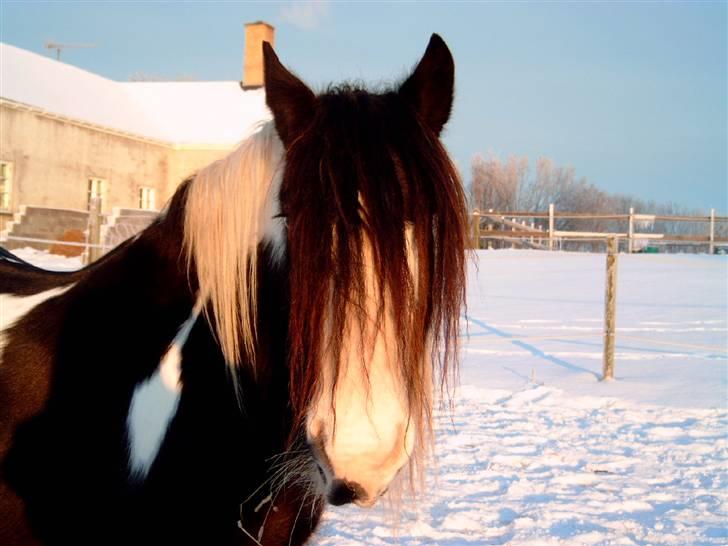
[2,205,89,251]
[2,205,160,258]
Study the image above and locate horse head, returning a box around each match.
[262,35,467,508]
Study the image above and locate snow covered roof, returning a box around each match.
[0,43,270,147]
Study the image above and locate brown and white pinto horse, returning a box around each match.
[0,35,467,545]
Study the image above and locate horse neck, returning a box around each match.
[63,185,202,358]
[117,181,289,371]
[126,185,198,311]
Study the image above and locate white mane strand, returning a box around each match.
[183,122,284,368]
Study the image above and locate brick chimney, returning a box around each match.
[242,21,275,89]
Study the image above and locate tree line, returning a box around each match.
[468,153,725,250]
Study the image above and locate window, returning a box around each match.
[87,178,105,211]
[139,187,156,210]
[0,161,13,211]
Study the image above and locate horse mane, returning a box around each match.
[183,122,284,368]
[282,86,468,473]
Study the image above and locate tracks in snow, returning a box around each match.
[313,384,727,545]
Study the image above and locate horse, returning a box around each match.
[0,35,467,545]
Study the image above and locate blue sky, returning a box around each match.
[1,1,726,212]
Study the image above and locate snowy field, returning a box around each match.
[317,250,728,546]
[11,248,728,545]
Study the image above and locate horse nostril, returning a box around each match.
[327,479,360,506]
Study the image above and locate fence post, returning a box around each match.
[602,236,618,381]
[470,210,480,250]
[709,208,715,255]
[628,207,634,254]
[86,197,102,265]
[548,203,555,251]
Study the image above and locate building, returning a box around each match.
[0,21,273,251]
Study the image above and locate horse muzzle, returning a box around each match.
[309,438,399,508]
[327,478,384,507]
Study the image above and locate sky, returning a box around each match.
[1,1,726,213]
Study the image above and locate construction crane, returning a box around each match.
[44,41,97,61]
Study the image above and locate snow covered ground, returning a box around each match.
[314,250,727,546]
[10,248,728,545]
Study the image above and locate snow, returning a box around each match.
[10,247,83,271]
[9,248,728,544]
[315,250,727,545]
[316,384,726,545]
[460,251,726,409]
[0,43,270,146]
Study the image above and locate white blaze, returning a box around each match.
[306,226,422,505]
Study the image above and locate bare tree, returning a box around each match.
[469,153,721,252]
[471,154,528,211]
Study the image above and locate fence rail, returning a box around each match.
[476,211,728,222]
[471,205,728,253]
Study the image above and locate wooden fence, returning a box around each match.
[470,205,728,253]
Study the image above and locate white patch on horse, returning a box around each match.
[0,285,74,361]
[261,164,286,267]
[127,302,201,479]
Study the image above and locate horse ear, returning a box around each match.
[398,34,454,135]
[263,42,316,146]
